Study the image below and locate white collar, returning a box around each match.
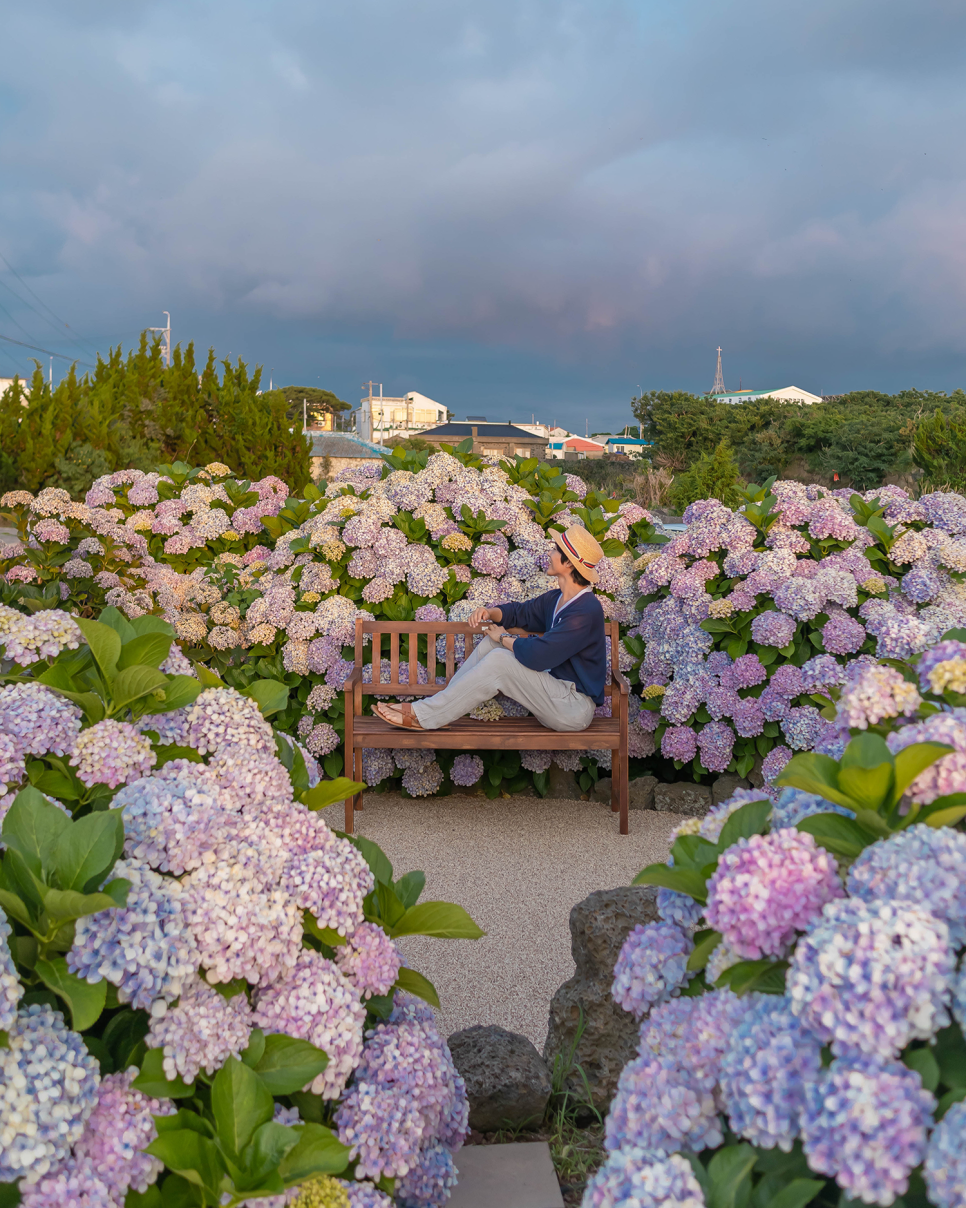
[553,586,592,621]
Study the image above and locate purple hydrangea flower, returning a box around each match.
[836,665,922,730]
[821,613,867,655]
[0,682,82,757]
[638,989,759,1099]
[801,1055,934,1206]
[761,745,793,784]
[253,950,366,1099]
[335,1010,467,1181]
[787,898,954,1058]
[732,698,765,738]
[751,611,796,648]
[705,829,843,960]
[146,974,253,1083]
[611,923,694,1018]
[661,725,698,763]
[70,1068,173,1201]
[730,654,768,688]
[697,721,735,773]
[768,664,804,698]
[395,1141,459,1208]
[335,923,402,999]
[449,754,484,786]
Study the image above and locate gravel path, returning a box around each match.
[320,793,684,1048]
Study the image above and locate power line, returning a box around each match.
[0,252,101,359]
[0,331,96,370]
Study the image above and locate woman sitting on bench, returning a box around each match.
[374,526,606,732]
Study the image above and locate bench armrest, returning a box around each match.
[343,667,363,714]
[612,668,631,696]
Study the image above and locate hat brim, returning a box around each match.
[553,531,600,583]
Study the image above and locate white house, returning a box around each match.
[605,435,652,457]
[713,386,822,406]
[358,388,447,443]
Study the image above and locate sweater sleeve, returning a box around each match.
[496,591,555,634]
[510,603,592,672]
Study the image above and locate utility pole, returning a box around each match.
[148,312,171,367]
[49,358,52,387]
[362,381,383,443]
[303,398,307,432]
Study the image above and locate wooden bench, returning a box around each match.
[343,617,631,834]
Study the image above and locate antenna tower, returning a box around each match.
[711,347,725,394]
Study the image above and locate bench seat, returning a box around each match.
[350,713,622,750]
[343,617,630,833]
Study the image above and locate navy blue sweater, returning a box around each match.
[497,590,606,705]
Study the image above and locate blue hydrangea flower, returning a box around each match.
[847,825,966,948]
[395,1141,458,1208]
[787,898,954,1058]
[611,923,694,1019]
[583,1148,706,1208]
[604,1054,722,1156]
[656,889,704,931]
[67,858,199,1010]
[0,1004,100,1182]
[770,787,854,829]
[924,1100,966,1208]
[953,960,966,1034]
[0,903,23,1030]
[719,996,823,1151]
[801,1055,934,1206]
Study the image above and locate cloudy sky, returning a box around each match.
[1,0,964,430]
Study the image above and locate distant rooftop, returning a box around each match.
[307,432,385,458]
[421,422,547,440]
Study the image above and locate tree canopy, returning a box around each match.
[631,387,966,490]
[276,385,351,427]
[0,333,311,496]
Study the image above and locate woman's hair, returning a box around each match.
[569,565,591,588]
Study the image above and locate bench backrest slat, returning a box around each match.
[353,617,620,695]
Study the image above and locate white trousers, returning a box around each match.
[411,636,596,732]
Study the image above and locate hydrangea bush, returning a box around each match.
[0,447,665,798]
[0,612,483,1207]
[629,478,966,782]
[585,653,966,1208]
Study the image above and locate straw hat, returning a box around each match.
[553,525,604,584]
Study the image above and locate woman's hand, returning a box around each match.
[482,622,508,642]
[468,607,493,628]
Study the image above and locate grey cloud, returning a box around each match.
[1,0,965,404]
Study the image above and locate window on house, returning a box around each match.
[514,447,530,456]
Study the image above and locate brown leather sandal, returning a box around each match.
[374,702,424,730]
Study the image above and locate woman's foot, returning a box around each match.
[374,702,426,729]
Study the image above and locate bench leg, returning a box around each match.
[345,746,364,833]
[612,742,628,835]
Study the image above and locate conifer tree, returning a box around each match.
[0,333,311,495]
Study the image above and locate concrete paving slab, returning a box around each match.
[450,1142,564,1208]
